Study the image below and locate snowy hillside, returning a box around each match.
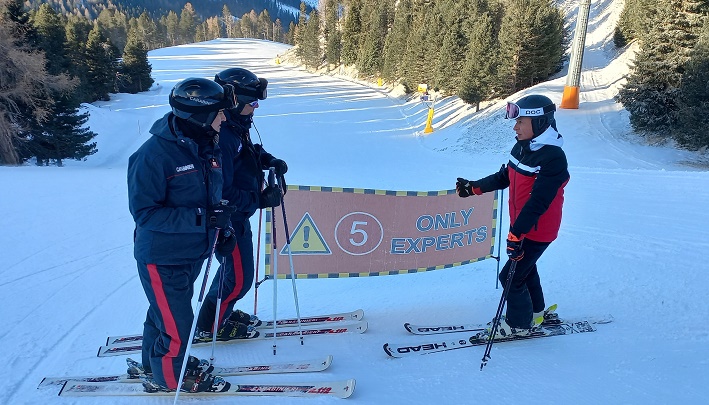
[2,0,708,404]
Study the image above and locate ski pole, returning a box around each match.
[210,226,232,364]
[276,173,304,345]
[495,188,505,289]
[480,243,522,371]
[268,168,279,355]
[253,208,263,316]
[174,227,221,404]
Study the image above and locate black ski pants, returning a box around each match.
[498,238,550,329]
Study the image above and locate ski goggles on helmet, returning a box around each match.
[505,102,556,119]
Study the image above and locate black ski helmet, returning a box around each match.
[214,68,268,113]
[169,78,233,128]
[514,94,557,137]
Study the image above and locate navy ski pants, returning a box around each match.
[137,261,203,389]
[197,219,255,332]
[499,239,550,329]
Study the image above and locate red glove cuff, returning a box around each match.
[507,232,522,242]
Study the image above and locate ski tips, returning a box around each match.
[357,321,369,333]
[342,378,356,399]
[323,355,333,368]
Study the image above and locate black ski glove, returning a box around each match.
[216,227,237,257]
[270,158,288,176]
[259,185,282,208]
[456,177,473,198]
[506,232,524,261]
[207,204,235,229]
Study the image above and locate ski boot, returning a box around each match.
[126,358,147,379]
[129,355,213,379]
[180,369,230,393]
[534,304,560,325]
[140,369,230,393]
[481,316,543,340]
[216,320,258,341]
[226,309,262,327]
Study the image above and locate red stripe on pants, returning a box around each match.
[219,245,245,324]
[147,264,182,389]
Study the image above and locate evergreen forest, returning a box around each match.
[1,0,707,167]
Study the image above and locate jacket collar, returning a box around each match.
[529,127,563,151]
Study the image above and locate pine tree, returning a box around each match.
[615,0,658,46]
[31,4,69,75]
[136,12,161,50]
[222,5,234,38]
[301,10,322,69]
[616,0,704,136]
[294,1,307,52]
[674,17,709,149]
[239,11,258,38]
[401,0,436,91]
[84,22,117,101]
[323,0,341,67]
[341,0,363,65]
[433,0,468,93]
[459,7,497,106]
[381,0,413,82]
[26,1,98,166]
[494,0,565,96]
[3,0,38,47]
[357,0,389,77]
[119,26,154,93]
[258,10,273,40]
[165,11,179,45]
[273,18,284,42]
[179,3,197,44]
[64,15,93,102]
[531,1,567,79]
[96,8,128,53]
[286,21,296,44]
[22,93,97,166]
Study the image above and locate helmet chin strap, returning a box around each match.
[186,110,219,129]
[187,116,211,129]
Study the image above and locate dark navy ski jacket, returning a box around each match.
[218,114,274,222]
[128,112,224,264]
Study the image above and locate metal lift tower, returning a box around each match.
[561,0,592,109]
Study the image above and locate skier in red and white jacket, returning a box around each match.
[456,94,569,339]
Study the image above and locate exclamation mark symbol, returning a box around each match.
[303,226,310,249]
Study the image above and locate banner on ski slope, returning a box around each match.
[264,185,499,279]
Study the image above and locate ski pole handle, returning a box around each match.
[278,174,287,195]
[268,168,275,188]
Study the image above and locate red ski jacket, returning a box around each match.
[471,128,569,243]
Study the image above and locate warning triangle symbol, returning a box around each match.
[280,212,331,255]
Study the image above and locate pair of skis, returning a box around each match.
[98,309,366,357]
[43,309,366,398]
[384,314,613,358]
[45,356,354,398]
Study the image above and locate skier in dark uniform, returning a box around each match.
[127,77,236,392]
[194,67,286,340]
[456,94,569,339]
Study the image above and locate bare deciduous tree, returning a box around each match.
[0,1,74,165]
